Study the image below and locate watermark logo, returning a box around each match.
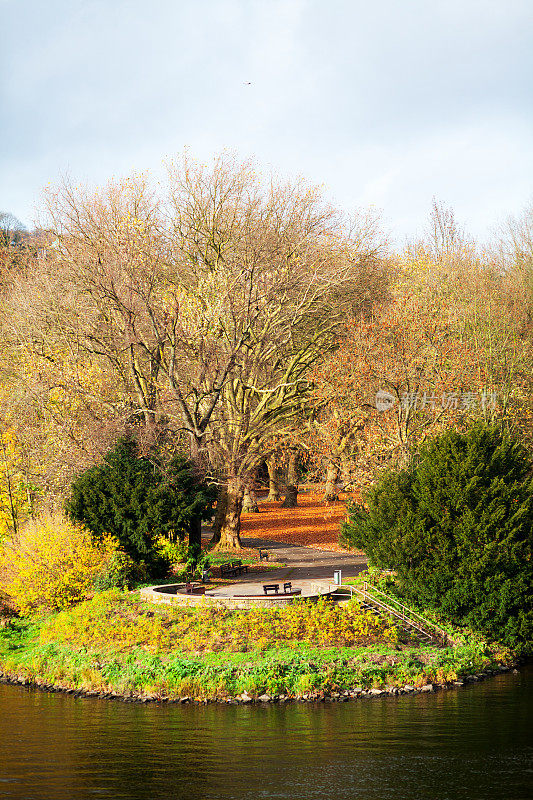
[375,389,396,412]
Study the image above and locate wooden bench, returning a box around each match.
[219,562,236,578]
[258,548,269,561]
[185,583,206,595]
[219,560,249,578]
[262,582,301,597]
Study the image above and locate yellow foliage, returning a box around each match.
[40,593,398,653]
[0,515,119,615]
[0,426,31,540]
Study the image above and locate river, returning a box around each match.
[0,667,531,800]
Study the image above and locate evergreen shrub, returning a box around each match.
[66,438,215,571]
[341,424,533,651]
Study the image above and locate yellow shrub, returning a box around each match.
[40,594,399,653]
[0,515,119,615]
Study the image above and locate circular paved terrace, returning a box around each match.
[141,533,367,608]
[141,579,337,608]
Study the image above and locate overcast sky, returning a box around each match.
[1,0,532,242]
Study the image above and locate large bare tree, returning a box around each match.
[5,153,386,549]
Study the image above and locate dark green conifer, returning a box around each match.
[342,424,533,651]
[66,438,215,570]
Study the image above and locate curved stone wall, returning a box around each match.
[140,581,336,609]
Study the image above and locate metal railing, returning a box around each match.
[347,581,450,645]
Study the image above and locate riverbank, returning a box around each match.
[0,667,518,705]
[0,589,518,704]
[0,662,520,705]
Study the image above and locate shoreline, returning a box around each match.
[0,661,520,705]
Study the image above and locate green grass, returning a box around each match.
[0,590,514,701]
[205,552,286,569]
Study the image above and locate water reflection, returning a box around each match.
[0,668,531,800]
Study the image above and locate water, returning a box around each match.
[0,668,531,800]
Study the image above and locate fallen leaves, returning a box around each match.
[241,487,362,552]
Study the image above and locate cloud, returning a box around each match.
[1,0,531,241]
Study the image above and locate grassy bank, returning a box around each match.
[0,590,515,702]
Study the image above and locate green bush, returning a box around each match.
[185,544,210,578]
[155,537,187,565]
[65,438,215,571]
[341,424,533,652]
[93,550,141,591]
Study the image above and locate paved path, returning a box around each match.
[200,526,367,584]
[240,535,367,582]
[201,487,367,586]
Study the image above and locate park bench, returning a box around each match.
[219,560,249,578]
[185,583,206,595]
[258,548,269,561]
[262,582,302,597]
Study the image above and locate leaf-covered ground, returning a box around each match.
[240,488,362,552]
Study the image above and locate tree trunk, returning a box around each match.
[0,437,18,536]
[209,485,227,547]
[339,452,353,490]
[214,477,244,550]
[188,514,202,551]
[242,482,259,512]
[323,462,340,501]
[266,456,281,501]
[188,430,208,551]
[281,451,299,508]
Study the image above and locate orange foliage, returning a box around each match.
[240,488,362,552]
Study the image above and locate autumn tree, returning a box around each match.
[495,200,533,275]
[305,291,474,488]
[4,154,387,549]
[0,423,32,539]
[0,272,133,504]
[305,198,533,493]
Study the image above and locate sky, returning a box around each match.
[1,0,532,243]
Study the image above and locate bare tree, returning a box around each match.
[406,198,475,268]
[497,201,533,269]
[5,153,386,549]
